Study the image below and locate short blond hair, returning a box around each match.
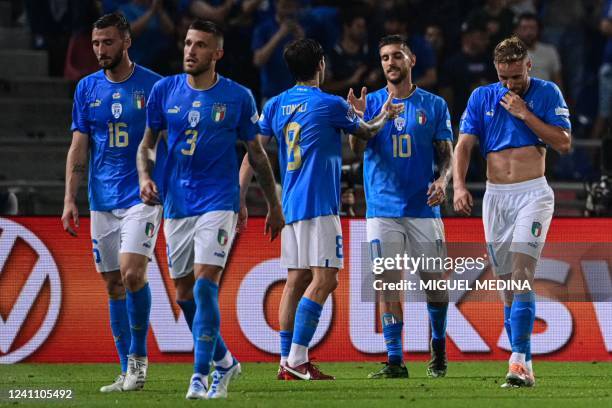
[493,36,528,64]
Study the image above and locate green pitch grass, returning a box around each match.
[1,362,611,407]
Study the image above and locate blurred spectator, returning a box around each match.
[119,0,175,73]
[0,188,18,215]
[593,0,612,140]
[252,0,314,104]
[515,13,563,89]
[103,0,131,13]
[323,8,376,97]
[381,7,437,89]
[507,0,536,14]
[439,21,496,123]
[539,0,587,105]
[466,0,515,48]
[425,23,447,85]
[182,0,235,25]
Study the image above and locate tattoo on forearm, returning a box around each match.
[433,140,453,181]
[248,147,278,206]
[72,164,86,173]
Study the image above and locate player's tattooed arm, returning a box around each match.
[62,130,89,236]
[434,140,453,184]
[246,138,285,240]
[427,140,454,207]
[352,92,403,141]
[137,127,161,205]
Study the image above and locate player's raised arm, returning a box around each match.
[62,130,89,236]
[244,136,285,241]
[452,133,477,215]
[500,90,571,154]
[137,127,162,205]
[347,87,369,156]
[352,91,403,141]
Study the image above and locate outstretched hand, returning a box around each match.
[347,86,367,118]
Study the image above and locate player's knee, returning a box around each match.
[174,274,195,301]
[287,272,312,291]
[105,276,125,299]
[317,273,338,293]
[122,267,146,292]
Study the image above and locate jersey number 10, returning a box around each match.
[392,134,411,158]
[108,122,129,147]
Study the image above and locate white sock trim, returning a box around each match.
[214,350,233,369]
[287,344,308,367]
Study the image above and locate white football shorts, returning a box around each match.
[366,217,447,274]
[483,176,554,276]
[164,210,237,279]
[90,203,162,273]
[281,214,344,269]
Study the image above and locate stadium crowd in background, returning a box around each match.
[10,0,612,213]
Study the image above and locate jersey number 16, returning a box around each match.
[108,122,129,147]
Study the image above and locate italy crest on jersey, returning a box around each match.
[212,103,226,122]
[531,221,542,237]
[416,109,427,125]
[133,90,146,109]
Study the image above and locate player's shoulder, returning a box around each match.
[414,87,447,107]
[469,82,500,100]
[531,77,562,96]
[218,75,255,101]
[75,69,105,90]
[151,73,183,92]
[134,64,163,82]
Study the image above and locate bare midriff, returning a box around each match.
[486,145,546,184]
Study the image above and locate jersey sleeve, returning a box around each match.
[328,96,361,134]
[238,88,259,142]
[459,88,483,137]
[258,98,274,137]
[542,82,571,130]
[146,81,167,131]
[434,97,453,141]
[363,93,377,122]
[70,79,89,134]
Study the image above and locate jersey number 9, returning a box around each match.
[392,134,411,158]
[285,122,302,171]
[108,122,129,147]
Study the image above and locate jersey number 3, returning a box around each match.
[285,122,302,171]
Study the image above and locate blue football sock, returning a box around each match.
[504,304,513,350]
[427,303,448,348]
[213,335,229,362]
[382,313,403,365]
[280,330,293,360]
[292,298,322,347]
[510,292,535,356]
[177,299,196,331]
[193,278,220,375]
[126,283,151,357]
[109,298,131,373]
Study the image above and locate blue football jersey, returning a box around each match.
[363,87,453,218]
[147,74,259,219]
[71,65,165,211]
[259,85,361,224]
[460,78,571,157]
